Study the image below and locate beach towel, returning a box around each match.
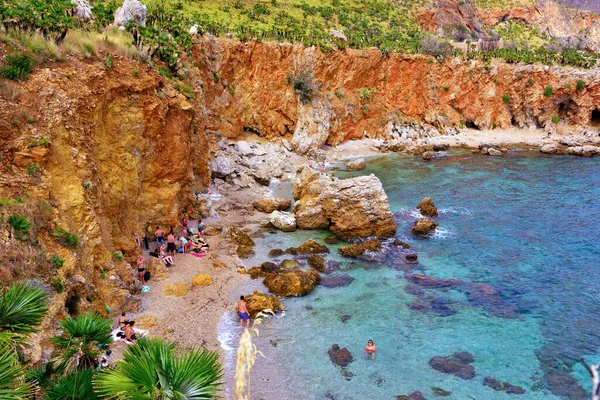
[192,253,207,258]
[141,285,150,292]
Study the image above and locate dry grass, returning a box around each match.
[0,80,23,101]
[6,30,61,61]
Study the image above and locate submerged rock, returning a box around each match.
[328,344,353,367]
[263,269,321,297]
[244,290,285,317]
[253,197,292,213]
[406,274,462,288]
[345,158,366,171]
[340,314,352,323]
[483,377,526,395]
[396,392,426,400]
[279,259,299,269]
[268,248,284,257]
[417,197,438,217]
[412,217,439,236]
[339,238,381,258]
[320,274,354,288]
[428,352,475,380]
[431,387,451,397]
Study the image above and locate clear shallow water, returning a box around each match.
[230,151,600,399]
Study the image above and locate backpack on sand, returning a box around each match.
[144,271,151,282]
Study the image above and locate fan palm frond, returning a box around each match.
[0,345,32,398]
[0,283,48,345]
[44,368,98,400]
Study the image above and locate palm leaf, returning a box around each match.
[44,369,98,400]
[0,345,32,398]
[50,313,112,374]
[93,338,223,399]
[0,283,48,344]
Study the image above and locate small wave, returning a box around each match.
[438,207,473,216]
[430,226,454,239]
[217,313,239,352]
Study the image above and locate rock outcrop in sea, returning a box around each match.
[293,167,397,238]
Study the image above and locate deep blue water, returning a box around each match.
[231,151,600,399]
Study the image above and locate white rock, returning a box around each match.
[114,0,147,27]
[72,0,94,21]
[270,211,297,232]
[540,144,558,154]
[235,141,253,156]
[345,158,366,171]
[329,29,347,41]
[487,148,502,156]
[211,156,236,178]
[189,24,200,34]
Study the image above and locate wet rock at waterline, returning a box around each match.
[263,269,321,297]
[345,158,366,171]
[412,217,439,236]
[244,290,285,318]
[279,259,299,269]
[483,377,526,395]
[417,197,438,217]
[307,254,326,271]
[338,238,381,258]
[270,211,297,232]
[328,344,353,368]
[268,248,284,257]
[428,352,476,380]
[285,239,329,255]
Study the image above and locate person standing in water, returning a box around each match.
[237,296,250,328]
[364,339,377,359]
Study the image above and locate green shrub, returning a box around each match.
[459,120,466,128]
[543,85,553,97]
[158,68,172,79]
[50,278,64,293]
[1,53,34,81]
[131,69,139,77]
[227,83,236,95]
[443,86,449,91]
[30,137,50,148]
[358,87,374,102]
[25,163,41,176]
[551,115,560,124]
[8,213,31,240]
[420,35,452,60]
[105,52,112,68]
[51,227,79,249]
[502,94,510,103]
[576,80,585,90]
[288,69,318,104]
[527,78,533,85]
[565,84,572,92]
[334,89,344,99]
[112,251,124,261]
[51,255,64,269]
[173,82,195,99]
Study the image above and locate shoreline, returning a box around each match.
[116,127,600,398]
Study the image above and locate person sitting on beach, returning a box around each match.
[179,235,192,253]
[237,295,250,328]
[197,220,205,240]
[364,340,377,360]
[118,312,129,330]
[155,226,165,245]
[167,232,176,257]
[124,321,137,344]
[158,244,174,267]
[136,255,147,286]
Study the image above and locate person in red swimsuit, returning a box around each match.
[364,339,378,359]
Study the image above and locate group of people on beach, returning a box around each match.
[133,217,209,290]
[114,312,147,344]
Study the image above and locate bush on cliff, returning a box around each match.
[420,35,453,60]
[1,52,34,81]
[288,69,319,104]
[51,227,79,248]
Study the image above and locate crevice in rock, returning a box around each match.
[465,120,479,130]
[65,293,81,317]
[591,108,600,126]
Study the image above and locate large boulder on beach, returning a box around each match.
[293,166,397,238]
[211,156,236,179]
[270,211,297,232]
[328,344,353,367]
[263,269,321,297]
[429,352,475,380]
[114,0,147,27]
[286,239,329,255]
[146,257,168,281]
[339,238,381,258]
[540,144,558,154]
[229,226,254,246]
[412,217,438,236]
[417,197,438,217]
[253,197,292,213]
[245,290,285,318]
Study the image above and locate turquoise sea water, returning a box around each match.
[228,151,600,400]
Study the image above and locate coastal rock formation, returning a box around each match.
[307,254,326,271]
[328,344,353,368]
[339,238,382,258]
[293,167,397,238]
[320,274,354,288]
[229,226,255,258]
[146,257,169,281]
[263,268,321,297]
[540,144,559,154]
[269,211,297,232]
[245,290,285,318]
[211,156,236,179]
[483,377,526,395]
[412,218,439,236]
[291,99,333,155]
[406,274,462,288]
[286,239,329,255]
[429,352,476,380]
[279,259,299,269]
[345,158,366,171]
[268,248,284,257]
[253,197,292,213]
[417,197,438,217]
